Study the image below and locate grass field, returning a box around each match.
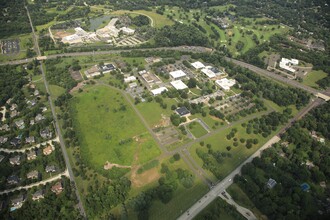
[136,98,178,127]
[302,70,327,88]
[188,121,208,138]
[71,85,161,170]
[189,120,281,180]
[49,84,66,100]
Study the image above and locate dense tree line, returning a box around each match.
[57,6,90,21]
[154,23,209,47]
[0,0,31,38]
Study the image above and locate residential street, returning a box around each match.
[0,137,58,153]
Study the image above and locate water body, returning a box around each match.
[89,15,112,31]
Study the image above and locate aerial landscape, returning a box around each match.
[0,0,329,219]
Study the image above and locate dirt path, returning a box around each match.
[103,161,131,170]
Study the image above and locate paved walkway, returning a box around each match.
[0,169,69,195]
[219,190,257,220]
[0,137,59,153]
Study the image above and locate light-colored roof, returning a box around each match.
[151,87,168,95]
[279,58,299,73]
[170,80,188,90]
[191,61,205,69]
[215,78,236,90]
[169,70,186,79]
[124,76,137,83]
[201,68,216,78]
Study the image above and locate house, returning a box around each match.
[191,61,205,69]
[15,119,25,130]
[26,150,37,160]
[9,155,21,165]
[176,107,191,117]
[10,110,19,118]
[25,136,35,144]
[32,190,44,201]
[51,181,63,194]
[10,137,21,147]
[266,178,277,189]
[40,128,52,139]
[30,119,35,125]
[7,175,20,185]
[215,78,236,91]
[35,114,45,122]
[0,136,8,144]
[169,70,187,80]
[0,155,5,163]
[34,90,40,96]
[124,76,137,83]
[10,104,17,111]
[45,165,56,173]
[151,87,168,96]
[27,170,39,179]
[43,145,53,155]
[170,80,188,90]
[0,124,10,131]
[10,194,25,210]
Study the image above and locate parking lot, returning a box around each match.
[1,39,20,54]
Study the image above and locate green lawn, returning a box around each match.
[189,121,281,180]
[136,98,177,127]
[188,121,208,138]
[302,70,327,89]
[49,84,66,100]
[70,85,161,169]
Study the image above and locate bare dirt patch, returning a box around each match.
[131,167,160,188]
[103,161,131,170]
[53,30,71,39]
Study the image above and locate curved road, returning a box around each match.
[0,137,58,153]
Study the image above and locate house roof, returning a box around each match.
[176,107,190,116]
[151,87,168,96]
[267,178,277,189]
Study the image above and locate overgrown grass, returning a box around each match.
[137,159,159,174]
[302,70,327,89]
[188,121,208,138]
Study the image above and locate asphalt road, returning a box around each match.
[25,5,87,218]
[0,137,58,153]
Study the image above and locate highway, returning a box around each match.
[177,98,324,220]
[25,5,87,218]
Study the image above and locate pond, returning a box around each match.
[89,15,112,31]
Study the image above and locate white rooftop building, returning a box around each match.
[279,58,299,73]
[191,61,205,69]
[215,78,236,91]
[171,80,188,90]
[120,27,135,35]
[201,67,216,78]
[124,76,137,83]
[151,87,168,96]
[169,70,187,79]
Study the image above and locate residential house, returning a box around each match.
[7,175,20,185]
[15,120,25,130]
[26,150,37,160]
[30,119,35,125]
[34,90,40,96]
[10,110,19,118]
[10,194,25,210]
[27,170,39,179]
[40,128,52,139]
[0,136,8,144]
[176,107,191,117]
[35,114,45,123]
[0,124,10,131]
[43,145,53,155]
[10,104,17,111]
[32,190,44,201]
[10,137,21,147]
[51,181,63,194]
[267,178,277,189]
[25,136,35,144]
[45,165,56,173]
[9,155,21,165]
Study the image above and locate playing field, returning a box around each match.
[71,85,161,170]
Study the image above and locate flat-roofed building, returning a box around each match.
[151,87,168,96]
[169,70,187,80]
[124,76,137,83]
[191,61,205,69]
[171,80,188,90]
[215,78,236,91]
